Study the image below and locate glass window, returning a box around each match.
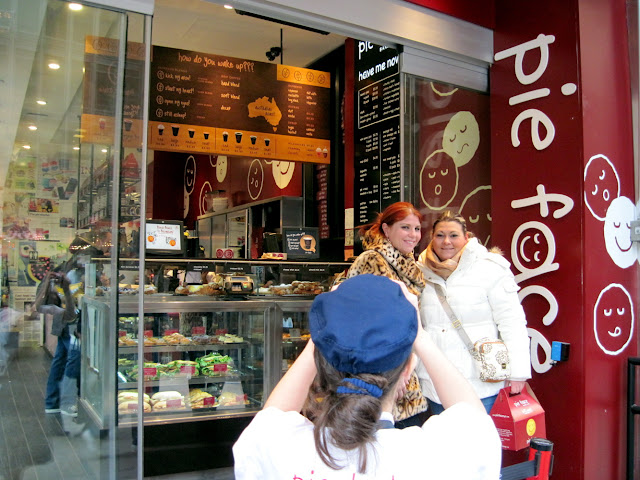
[404,75,491,252]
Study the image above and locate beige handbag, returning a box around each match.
[432,283,511,383]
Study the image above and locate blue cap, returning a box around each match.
[309,274,418,374]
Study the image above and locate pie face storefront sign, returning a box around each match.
[148,46,331,164]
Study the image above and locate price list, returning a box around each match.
[147,46,332,164]
[354,42,401,225]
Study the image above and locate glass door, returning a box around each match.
[0,1,150,479]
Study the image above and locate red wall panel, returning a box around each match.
[491,1,585,477]
[492,1,638,479]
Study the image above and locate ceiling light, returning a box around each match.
[28,125,37,131]
[101,148,108,153]
[48,62,60,70]
[73,134,84,138]
[23,145,31,149]
[224,5,233,9]
[36,100,47,105]
[68,3,83,10]
[73,146,80,150]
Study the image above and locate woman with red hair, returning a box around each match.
[343,202,428,426]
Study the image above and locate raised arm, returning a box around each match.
[264,339,317,412]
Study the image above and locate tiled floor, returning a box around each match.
[0,346,235,480]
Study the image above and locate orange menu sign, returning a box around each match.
[148,46,331,164]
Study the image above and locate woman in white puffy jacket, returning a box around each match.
[416,211,531,414]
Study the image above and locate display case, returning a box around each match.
[81,296,281,429]
[80,257,350,430]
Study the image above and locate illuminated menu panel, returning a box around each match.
[148,46,331,164]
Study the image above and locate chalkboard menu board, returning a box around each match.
[283,228,319,259]
[354,41,401,225]
[148,46,331,164]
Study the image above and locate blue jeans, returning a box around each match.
[428,394,498,415]
[45,326,81,409]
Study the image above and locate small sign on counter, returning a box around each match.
[283,228,319,260]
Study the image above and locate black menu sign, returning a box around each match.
[354,41,401,225]
[81,36,146,148]
[149,46,331,164]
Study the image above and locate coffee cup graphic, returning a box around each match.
[264,138,271,147]
[203,132,210,140]
[188,128,195,138]
[316,147,322,157]
[250,135,257,145]
[171,125,180,136]
[301,235,315,252]
[158,124,165,136]
[124,119,133,132]
[222,131,229,142]
[235,132,243,143]
[322,148,328,158]
[99,118,106,130]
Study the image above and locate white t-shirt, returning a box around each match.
[233,402,501,479]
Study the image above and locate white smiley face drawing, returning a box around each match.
[272,160,295,189]
[184,155,196,195]
[594,283,634,355]
[247,159,264,200]
[603,196,637,269]
[215,156,228,183]
[442,111,480,167]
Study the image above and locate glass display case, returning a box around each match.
[80,257,350,431]
[81,296,281,429]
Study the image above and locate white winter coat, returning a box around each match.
[416,238,532,403]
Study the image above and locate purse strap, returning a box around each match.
[431,282,475,352]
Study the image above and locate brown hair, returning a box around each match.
[359,202,422,239]
[307,349,407,473]
[431,210,467,236]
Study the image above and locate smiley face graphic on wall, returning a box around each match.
[184,155,196,218]
[214,155,228,183]
[459,185,492,246]
[420,150,458,210]
[603,196,637,269]
[442,111,480,167]
[271,160,295,189]
[247,159,264,200]
[584,154,620,221]
[594,283,634,355]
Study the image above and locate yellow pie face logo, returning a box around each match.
[526,418,537,436]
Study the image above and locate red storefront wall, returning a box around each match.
[491,1,638,480]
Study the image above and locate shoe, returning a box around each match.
[61,405,78,417]
[45,407,60,414]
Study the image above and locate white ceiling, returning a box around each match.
[2,0,346,184]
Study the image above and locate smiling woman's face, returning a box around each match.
[432,221,468,260]
[382,214,422,255]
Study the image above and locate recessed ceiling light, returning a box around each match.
[48,62,60,70]
[68,3,83,10]
[224,5,233,9]
[23,145,31,149]
[73,146,80,150]
[101,148,108,153]
[73,134,84,138]
[28,125,37,131]
[36,100,47,105]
